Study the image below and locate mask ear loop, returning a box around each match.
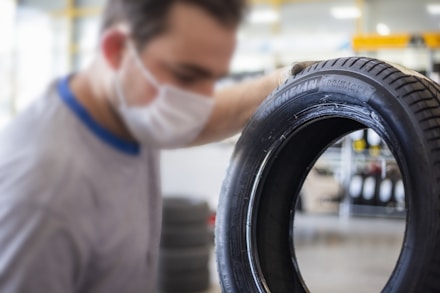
[128,42,161,89]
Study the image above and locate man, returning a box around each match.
[0,0,310,292]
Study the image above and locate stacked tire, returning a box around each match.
[348,168,405,210]
[348,173,365,205]
[159,196,212,293]
[378,169,404,209]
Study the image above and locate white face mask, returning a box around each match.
[115,44,215,149]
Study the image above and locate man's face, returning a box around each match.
[118,2,237,106]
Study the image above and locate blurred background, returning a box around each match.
[1,0,439,292]
[1,0,439,127]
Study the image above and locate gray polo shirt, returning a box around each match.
[0,76,162,293]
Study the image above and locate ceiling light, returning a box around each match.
[376,23,390,36]
[248,9,279,24]
[427,4,440,15]
[330,7,361,19]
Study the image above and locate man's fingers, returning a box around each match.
[277,61,321,86]
[290,61,320,75]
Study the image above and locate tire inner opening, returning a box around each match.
[252,116,405,292]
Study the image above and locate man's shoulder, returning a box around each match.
[2,80,70,138]
[0,79,87,160]
[0,80,91,197]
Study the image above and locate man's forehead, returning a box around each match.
[172,62,229,79]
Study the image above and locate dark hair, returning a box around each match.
[100,0,247,48]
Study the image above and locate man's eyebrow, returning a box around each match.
[171,63,229,79]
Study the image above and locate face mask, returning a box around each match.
[115,44,215,149]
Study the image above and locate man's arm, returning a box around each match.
[192,62,318,146]
[192,68,283,146]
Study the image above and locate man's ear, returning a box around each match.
[100,28,129,70]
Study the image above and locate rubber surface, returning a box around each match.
[159,197,212,292]
[159,246,211,272]
[216,57,440,292]
[158,267,210,293]
[162,196,210,224]
[160,224,210,248]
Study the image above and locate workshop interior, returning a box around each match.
[1,0,440,292]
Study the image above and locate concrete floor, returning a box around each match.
[202,213,406,293]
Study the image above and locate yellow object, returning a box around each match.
[352,34,411,51]
[369,145,381,157]
[353,33,440,51]
[353,139,366,152]
[423,33,440,49]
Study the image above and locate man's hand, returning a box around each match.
[290,61,320,75]
[279,61,321,85]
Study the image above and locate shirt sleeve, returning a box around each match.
[0,202,88,293]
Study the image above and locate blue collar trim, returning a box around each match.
[57,76,140,156]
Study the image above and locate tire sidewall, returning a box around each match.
[217,69,436,292]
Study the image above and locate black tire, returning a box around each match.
[349,174,364,204]
[379,177,394,205]
[162,196,209,225]
[361,175,378,206]
[160,224,210,248]
[158,267,211,293]
[216,57,440,292]
[159,246,211,272]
